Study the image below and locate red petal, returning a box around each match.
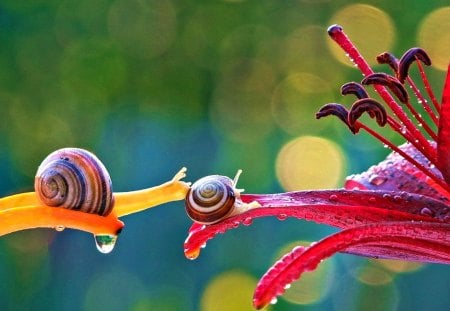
[437,65,450,183]
[184,190,449,259]
[253,221,450,309]
[345,142,450,201]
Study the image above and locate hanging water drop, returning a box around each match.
[242,217,253,226]
[270,297,278,305]
[55,225,65,232]
[277,213,288,221]
[94,234,117,254]
[185,247,201,260]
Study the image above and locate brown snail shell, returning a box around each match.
[185,175,237,224]
[34,148,114,216]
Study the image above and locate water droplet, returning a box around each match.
[94,234,117,254]
[329,194,338,202]
[277,213,288,221]
[284,283,291,289]
[369,197,376,203]
[270,297,278,305]
[420,207,434,217]
[201,243,207,249]
[401,126,407,134]
[55,225,65,232]
[242,217,253,226]
[369,175,387,186]
[185,247,201,260]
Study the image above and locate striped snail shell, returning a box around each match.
[34,148,114,216]
[185,175,238,224]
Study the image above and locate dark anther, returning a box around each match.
[316,103,355,133]
[398,48,431,83]
[361,73,408,103]
[348,98,387,128]
[327,24,343,36]
[341,82,369,99]
[376,52,399,72]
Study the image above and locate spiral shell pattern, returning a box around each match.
[34,148,114,216]
[185,175,236,224]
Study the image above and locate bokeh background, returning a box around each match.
[0,0,448,310]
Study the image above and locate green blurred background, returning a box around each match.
[0,0,448,310]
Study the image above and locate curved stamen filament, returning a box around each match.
[406,75,440,126]
[416,60,441,113]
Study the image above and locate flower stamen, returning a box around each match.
[348,98,387,128]
[362,73,438,140]
[341,82,369,99]
[362,73,408,103]
[327,25,437,165]
[398,48,440,118]
[378,51,440,127]
[398,48,431,83]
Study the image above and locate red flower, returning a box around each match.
[183,24,450,309]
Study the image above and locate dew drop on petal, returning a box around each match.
[270,297,278,305]
[369,175,387,186]
[55,225,65,232]
[94,234,118,254]
[329,194,338,202]
[277,213,288,221]
[420,207,434,217]
[242,217,253,226]
[284,283,292,290]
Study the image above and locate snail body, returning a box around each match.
[185,171,259,224]
[34,148,114,216]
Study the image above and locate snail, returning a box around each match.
[185,170,260,224]
[0,147,191,246]
[34,148,114,216]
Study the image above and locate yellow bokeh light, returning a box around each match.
[271,73,334,136]
[276,136,345,191]
[201,271,269,311]
[277,241,334,306]
[418,7,450,71]
[373,258,424,273]
[356,264,393,286]
[327,4,396,67]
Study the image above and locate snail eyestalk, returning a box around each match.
[112,167,191,217]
